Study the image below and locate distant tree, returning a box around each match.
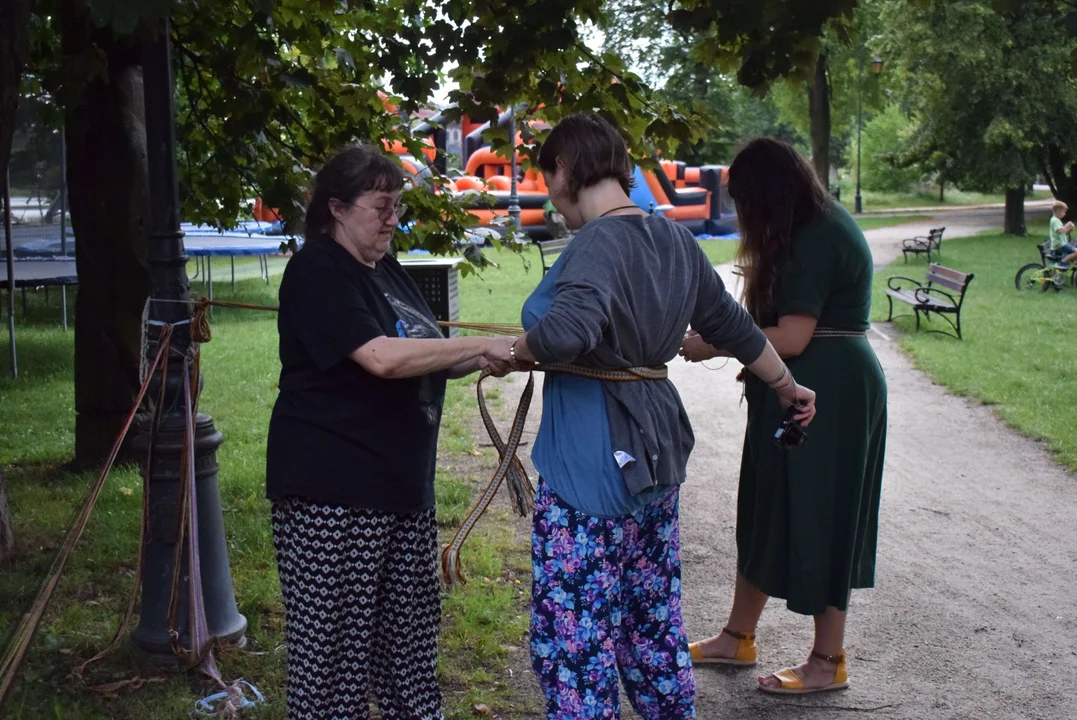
[880,0,1077,234]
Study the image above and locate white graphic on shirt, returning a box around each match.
[383,292,443,425]
[384,292,444,340]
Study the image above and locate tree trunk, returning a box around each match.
[939,178,944,203]
[1,0,32,559]
[0,474,12,563]
[1044,151,1077,223]
[1004,185,1026,236]
[808,52,831,187]
[0,0,30,182]
[62,3,152,468]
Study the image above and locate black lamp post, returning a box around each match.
[507,104,521,231]
[132,19,246,658]
[855,56,884,214]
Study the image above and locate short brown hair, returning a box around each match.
[305,146,403,244]
[537,113,634,201]
[1053,200,1068,212]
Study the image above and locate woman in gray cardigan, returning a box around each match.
[509,113,817,719]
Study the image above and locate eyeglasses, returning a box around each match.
[352,201,407,222]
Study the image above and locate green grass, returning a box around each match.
[854,215,931,232]
[695,239,738,267]
[0,251,550,719]
[7,229,996,717]
[873,223,1077,471]
[837,179,1052,212]
[463,241,740,325]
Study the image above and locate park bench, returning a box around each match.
[537,236,571,275]
[886,263,974,339]
[901,226,946,263]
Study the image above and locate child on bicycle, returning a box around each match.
[1049,201,1077,268]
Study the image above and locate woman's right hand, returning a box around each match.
[482,336,516,365]
[482,336,533,372]
[679,333,718,362]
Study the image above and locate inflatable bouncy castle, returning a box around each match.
[382,103,739,239]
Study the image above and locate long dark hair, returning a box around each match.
[728,138,830,324]
[304,145,403,244]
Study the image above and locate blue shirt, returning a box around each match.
[522,254,657,518]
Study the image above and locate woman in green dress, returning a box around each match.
[679,138,887,695]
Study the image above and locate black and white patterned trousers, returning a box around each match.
[271,498,443,720]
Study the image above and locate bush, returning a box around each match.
[859,104,923,193]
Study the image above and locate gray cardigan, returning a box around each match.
[528,215,768,497]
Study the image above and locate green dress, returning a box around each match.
[738,201,887,616]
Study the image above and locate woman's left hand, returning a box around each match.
[479,356,514,377]
[679,333,718,363]
[777,384,817,426]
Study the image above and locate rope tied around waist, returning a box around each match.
[161,297,671,587]
[812,326,868,338]
[440,361,668,588]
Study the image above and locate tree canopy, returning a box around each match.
[8,0,866,464]
[22,0,710,260]
[879,0,1077,196]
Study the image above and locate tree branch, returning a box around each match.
[572,40,661,114]
[173,33,280,226]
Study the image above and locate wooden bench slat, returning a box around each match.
[886,260,971,339]
[885,289,953,309]
[928,263,969,282]
[886,289,920,302]
[537,235,574,275]
[539,238,570,254]
[920,295,955,309]
[925,273,967,292]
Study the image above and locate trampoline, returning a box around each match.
[3,230,298,377]
[0,259,79,294]
[13,231,299,300]
[1,261,79,375]
[183,233,295,300]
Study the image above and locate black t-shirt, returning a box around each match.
[266,239,447,512]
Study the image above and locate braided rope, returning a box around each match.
[475,370,533,518]
[812,326,867,338]
[173,298,670,589]
[0,326,174,712]
[440,363,668,587]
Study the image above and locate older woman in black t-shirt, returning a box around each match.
[266,146,515,720]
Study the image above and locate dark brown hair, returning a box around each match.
[537,113,634,201]
[304,145,404,244]
[729,138,830,324]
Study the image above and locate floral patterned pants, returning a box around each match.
[530,479,696,719]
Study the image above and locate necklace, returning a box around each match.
[598,204,642,218]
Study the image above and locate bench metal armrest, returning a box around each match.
[915,286,957,306]
[902,237,932,250]
[888,275,923,292]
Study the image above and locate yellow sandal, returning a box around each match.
[758,649,849,695]
[688,627,757,667]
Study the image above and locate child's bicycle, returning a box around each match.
[1014,242,1077,292]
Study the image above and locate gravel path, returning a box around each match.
[486,207,1077,719]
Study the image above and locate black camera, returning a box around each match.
[774,405,808,450]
